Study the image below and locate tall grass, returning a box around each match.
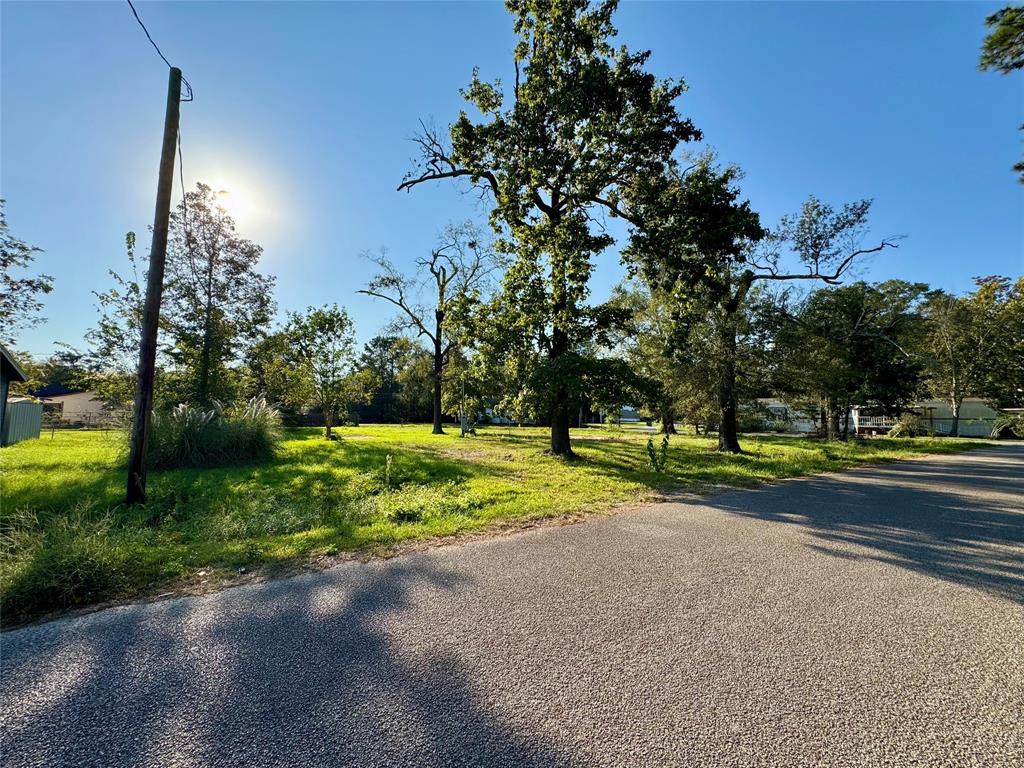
[147,396,283,468]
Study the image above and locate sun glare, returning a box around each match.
[211,183,258,227]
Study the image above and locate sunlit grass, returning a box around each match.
[0,425,984,623]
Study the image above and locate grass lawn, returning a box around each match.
[0,425,984,624]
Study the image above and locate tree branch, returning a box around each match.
[751,238,901,285]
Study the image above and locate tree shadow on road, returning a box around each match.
[1,561,575,768]
[705,446,1024,605]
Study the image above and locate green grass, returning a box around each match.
[0,425,984,624]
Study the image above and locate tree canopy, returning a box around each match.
[398,0,700,455]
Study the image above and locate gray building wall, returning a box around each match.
[2,401,43,446]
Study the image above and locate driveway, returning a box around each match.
[2,445,1022,767]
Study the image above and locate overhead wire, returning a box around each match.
[125,0,193,100]
[124,0,193,245]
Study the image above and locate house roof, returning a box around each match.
[0,343,28,382]
[32,384,84,398]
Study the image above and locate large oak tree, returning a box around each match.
[397,0,700,456]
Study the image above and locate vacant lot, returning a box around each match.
[0,426,983,624]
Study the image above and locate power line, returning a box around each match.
[125,0,193,101]
[124,0,194,244]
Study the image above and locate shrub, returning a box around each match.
[888,413,928,438]
[991,413,1024,438]
[646,434,670,473]
[146,396,282,469]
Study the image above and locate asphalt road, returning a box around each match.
[3,445,1023,767]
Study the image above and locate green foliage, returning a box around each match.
[0,502,129,620]
[359,225,493,432]
[286,304,370,437]
[164,182,276,405]
[624,151,893,451]
[81,232,148,407]
[646,433,670,473]
[147,396,283,469]
[736,407,770,434]
[770,281,928,438]
[358,335,428,422]
[979,5,1024,181]
[243,330,312,412]
[991,412,1024,438]
[888,413,929,438]
[0,199,53,345]
[981,5,1024,73]
[400,0,700,453]
[8,348,93,398]
[921,277,1023,437]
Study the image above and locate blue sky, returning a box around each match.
[3,1,1021,356]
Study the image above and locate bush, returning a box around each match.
[991,413,1024,438]
[736,413,767,433]
[147,396,282,469]
[888,413,928,438]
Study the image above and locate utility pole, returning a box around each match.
[126,66,182,504]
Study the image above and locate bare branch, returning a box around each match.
[752,237,902,285]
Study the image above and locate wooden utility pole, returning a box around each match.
[126,66,182,504]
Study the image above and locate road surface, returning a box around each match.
[2,445,1023,767]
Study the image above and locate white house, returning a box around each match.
[756,398,819,434]
[853,398,1004,437]
[33,386,107,425]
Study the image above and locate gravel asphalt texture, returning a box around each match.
[2,444,1023,767]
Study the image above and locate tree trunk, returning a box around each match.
[548,326,573,456]
[717,310,742,453]
[431,333,444,435]
[660,407,677,435]
[548,246,574,456]
[841,402,850,441]
[323,405,333,439]
[825,397,841,441]
[550,393,573,456]
[950,398,961,438]
[197,253,217,405]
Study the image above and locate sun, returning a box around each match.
[188,161,284,240]
[212,185,256,226]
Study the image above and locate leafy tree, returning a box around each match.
[395,347,436,422]
[605,283,686,434]
[982,276,1024,407]
[357,335,423,422]
[921,276,1023,435]
[8,348,91,398]
[0,200,53,345]
[286,305,369,438]
[83,232,162,408]
[359,225,491,433]
[771,281,927,440]
[397,0,700,455]
[165,183,275,405]
[242,329,312,413]
[980,5,1024,181]
[627,154,896,452]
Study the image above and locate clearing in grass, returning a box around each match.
[0,425,984,624]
